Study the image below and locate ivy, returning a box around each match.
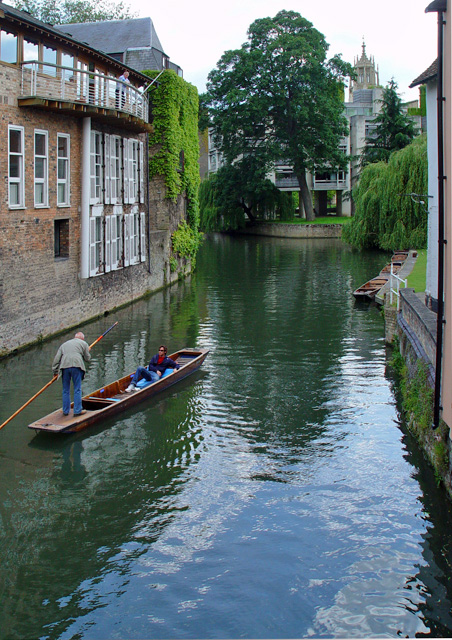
[144,69,201,230]
[171,221,203,270]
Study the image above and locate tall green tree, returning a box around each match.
[14,0,136,23]
[203,10,352,222]
[361,79,418,166]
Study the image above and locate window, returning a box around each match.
[90,131,103,204]
[89,215,104,276]
[34,130,48,207]
[0,30,17,63]
[130,210,140,264]
[23,38,39,62]
[42,45,57,76]
[57,134,70,206]
[129,139,139,203]
[8,126,24,208]
[54,219,69,258]
[110,135,122,203]
[111,213,123,269]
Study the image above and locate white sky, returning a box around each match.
[129,0,438,103]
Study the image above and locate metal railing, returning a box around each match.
[390,263,407,310]
[21,61,149,123]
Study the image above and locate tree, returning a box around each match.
[203,10,353,222]
[343,135,427,250]
[361,79,419,166]
[14,0,136,23]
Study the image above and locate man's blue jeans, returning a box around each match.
[62,367,84,415]
[131,366,159,386]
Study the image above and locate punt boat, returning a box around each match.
[353,250,409,300]
[28,348,209,434]
[352,276,389,300]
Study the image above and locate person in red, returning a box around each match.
[125,345,179,392]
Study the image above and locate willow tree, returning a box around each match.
[343,134,427,250]
[203,10,352,222]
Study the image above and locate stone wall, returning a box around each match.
[237,222,343,239]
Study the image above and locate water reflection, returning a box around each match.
[1,236,452,639]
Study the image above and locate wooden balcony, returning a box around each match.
[19,62,152,133]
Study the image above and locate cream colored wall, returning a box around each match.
[442,4,452,430]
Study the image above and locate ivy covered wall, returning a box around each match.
[144,70,202,272]
[144,70,200,228]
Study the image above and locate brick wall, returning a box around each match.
[0,65,187,356]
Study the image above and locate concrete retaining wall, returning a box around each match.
[237,222,343,239]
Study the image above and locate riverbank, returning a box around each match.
[380,253,452,498]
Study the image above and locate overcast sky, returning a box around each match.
[129,0,437,103]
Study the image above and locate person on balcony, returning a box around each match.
[116,70,130,109]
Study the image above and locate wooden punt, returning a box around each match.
[353,276,389,300]
[353,250,409,300]
[28,348,209,434]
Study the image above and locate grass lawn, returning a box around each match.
[266,216,350,225]
[407,249,427,292]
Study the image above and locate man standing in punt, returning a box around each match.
[52,332,91,416]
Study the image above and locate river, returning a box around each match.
[1,234,452,639]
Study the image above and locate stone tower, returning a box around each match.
[349,39,380,99]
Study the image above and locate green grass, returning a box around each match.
[267,216,351,225]
[407,249,427,292]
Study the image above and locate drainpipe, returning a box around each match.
[80,117,91,279]
[426,0,447,428]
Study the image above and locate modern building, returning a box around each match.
[56,18,183,77]
[0,2,180,355]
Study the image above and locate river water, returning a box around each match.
[1,234,452,639]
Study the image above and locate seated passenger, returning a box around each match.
[125,345,179,392]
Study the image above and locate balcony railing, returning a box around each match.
[21,61,149,123]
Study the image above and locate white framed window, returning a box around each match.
[123,138,130,204]
[110,136,122,203]
[57,133,70,206]
[90,131,103,204]
[8,125,24,208]
[139,140,145,204]
[140,210,146,262]
[34,130,48,207]
[129,139,139,204]
[104,133,111,204]
[89,216,104,276]
[130,209,140,264]
[111,212,123,270]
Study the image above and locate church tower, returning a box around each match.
[349,39,380,99]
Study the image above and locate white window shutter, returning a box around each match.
[140,211,146,262]
[123,139,129,204]
[105,215,111,272]
[124,213,130,266]
[139,141,145,203]
[89,217,97,277]
[104,134,111,205]
[111,214,117,269]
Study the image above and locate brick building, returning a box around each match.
[0,3,182,356]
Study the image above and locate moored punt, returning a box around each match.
[28,348,209,434]
[353,276,389,300]
[353,250,409,300]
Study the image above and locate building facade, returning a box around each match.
[0,3,181,356]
